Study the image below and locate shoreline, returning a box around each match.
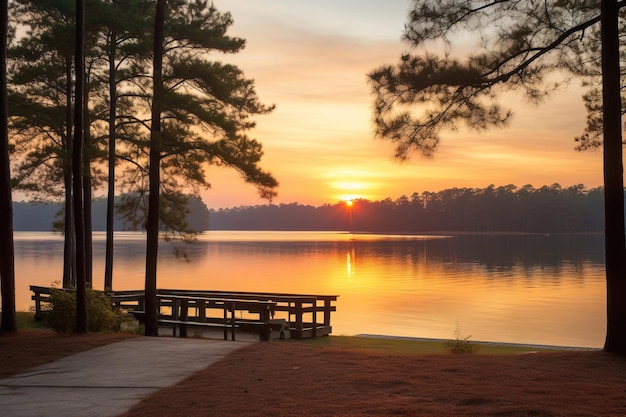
[355,333,602,351]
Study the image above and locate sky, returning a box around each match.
[199,0,604,209]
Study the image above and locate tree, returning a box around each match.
[9,0,151,292]
[9,0,78,288]
[368,1,626,353]
[141,0,277,335]
[0,0,17,334]
[600,0,626,353]
[91,0,152,291]
[73,0,87,333]
[9,0,276,319]
[117,0,277,241]
[144,0,165,337]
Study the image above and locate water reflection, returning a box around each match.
[346,250,355,278]
[14,231,606,348]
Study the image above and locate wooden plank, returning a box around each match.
[156,294,277,310]
[157,319,236,328]
[157,319,238,341]
[159,288,337,302]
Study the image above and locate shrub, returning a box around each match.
[45,288,123,333]
[86,290,124,333]
[44,289,75,333]
[445,322,478,354]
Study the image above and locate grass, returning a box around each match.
[16,312,48,330]
[287,335,559,355]
[13,311,141,333]
[9,312,568,355]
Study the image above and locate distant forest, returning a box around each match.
[13,196,209,232]
[14,184,613,233]
[209,184,609,234]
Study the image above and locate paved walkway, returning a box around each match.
[0,336,253,417]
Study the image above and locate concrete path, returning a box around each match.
[0,337,253,417]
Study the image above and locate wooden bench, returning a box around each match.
[131,310,239,340]
[132,294,277,341]
[159,319,239,340]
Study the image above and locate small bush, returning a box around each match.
[44,289,75,333]
[445,322,478,354]
[86,290,124,333]
[45,288,123,334]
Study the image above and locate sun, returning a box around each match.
[326,170,377,203]
[340,194,361,204]
[334,183,367,203]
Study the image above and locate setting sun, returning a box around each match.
[331,179,370,203]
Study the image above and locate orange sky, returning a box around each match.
[198,0,606,209]
[6,1,607,209]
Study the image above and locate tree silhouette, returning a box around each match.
[368,1,626,353]
[73,0,87,333]
[0,0,16,334]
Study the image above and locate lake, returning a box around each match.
[14,231,607,348]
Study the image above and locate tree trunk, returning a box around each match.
[74,0,87,333]
[104,31,117,292]
[83,69,92,289]
[0,0,16,334]
[63,56,75,289]
[144,0,166,337]
[601,0,626,354]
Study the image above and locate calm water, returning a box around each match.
[14,231,606,348]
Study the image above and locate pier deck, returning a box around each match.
[30,286,338,340]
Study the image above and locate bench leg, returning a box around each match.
[260,309,271,342]
[231,306,236,341]
[223,308,228,340]
[180,300,189,338]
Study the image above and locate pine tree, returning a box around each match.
[368,1,626,353]
[0,0,16,334]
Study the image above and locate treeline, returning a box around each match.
[209,184,608,233]
[16,184,610,234]
[13,196,209,232]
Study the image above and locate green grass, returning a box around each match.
[286,335,558,355]
[7,311,143,334]
[16,312,49,330]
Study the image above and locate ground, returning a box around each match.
[2,330,626,416]
[119,342,626,417]
[0,329,136,378]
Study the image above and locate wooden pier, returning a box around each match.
[30,286,338,341]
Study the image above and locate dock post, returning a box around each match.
[179,299,189,337]
[223,304,228,340]
[295,301,303,339]
[33,291,42,321]
[260,305,271,342]
[230,302,236,341]
[312,300,317,337]
[323,298,332,327]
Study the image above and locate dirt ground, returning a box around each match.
[121,342,626,417]
[3,331,626,416]
[0,329,136,378]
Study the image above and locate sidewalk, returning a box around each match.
[0,336,253,417]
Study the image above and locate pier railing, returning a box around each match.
[31,286,338,340]
[159,289,338,339]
